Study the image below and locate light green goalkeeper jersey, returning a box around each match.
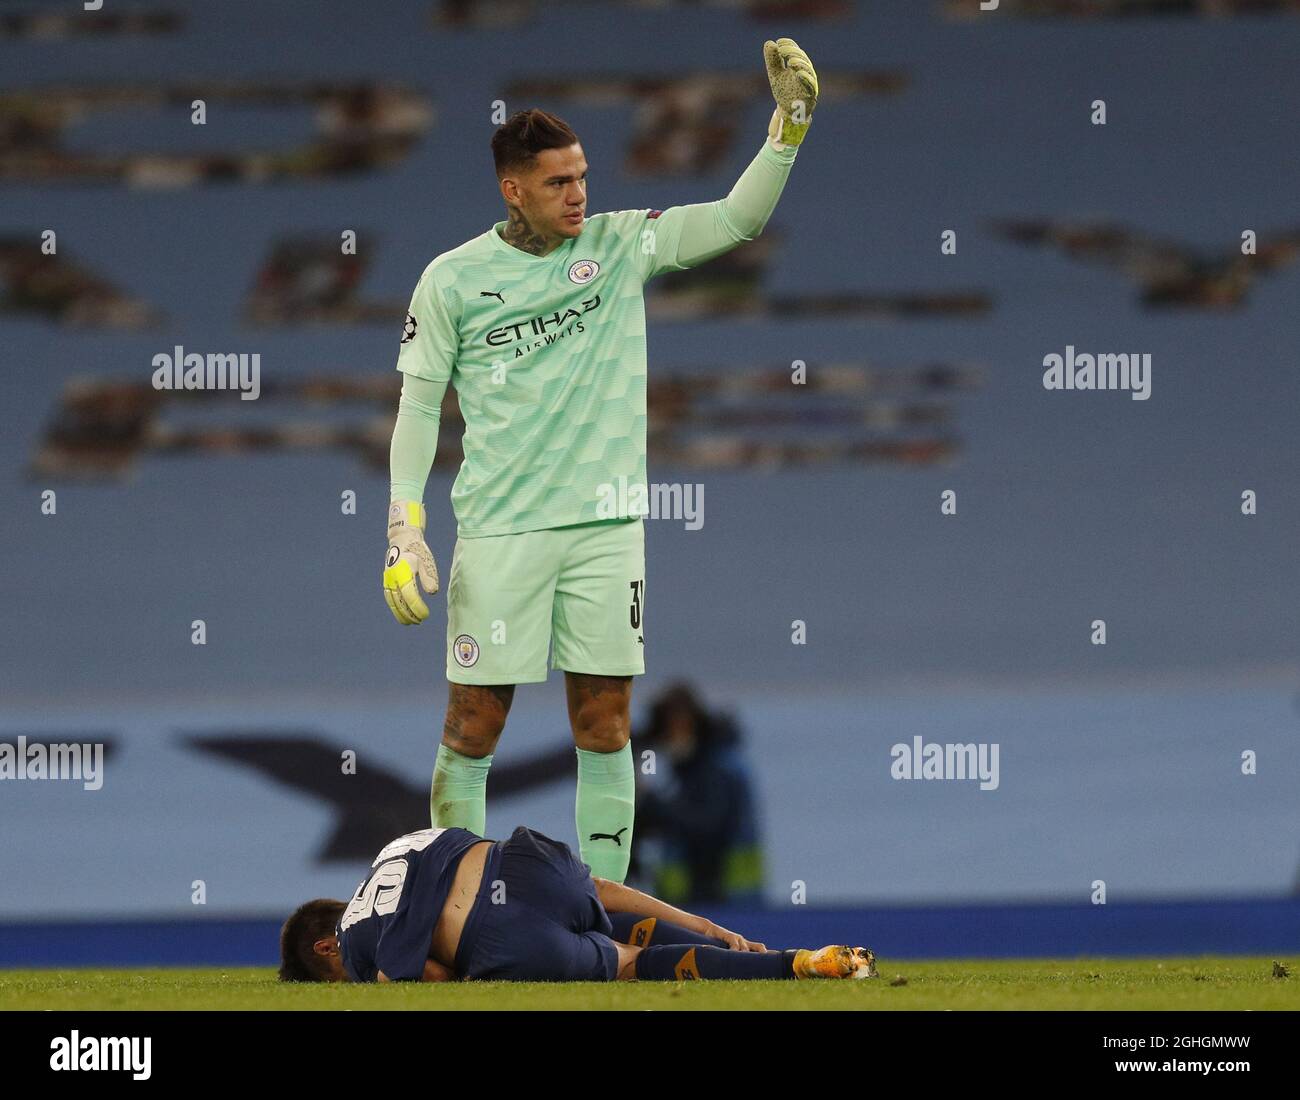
[390,138,798,537]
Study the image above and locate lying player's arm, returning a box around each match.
[375,959,455,983]
[422,958,456,982]
[591,878,765,952]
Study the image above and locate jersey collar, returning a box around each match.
[488,221,575,262]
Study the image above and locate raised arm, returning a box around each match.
[638,38,818,279]
[651,143,799,273]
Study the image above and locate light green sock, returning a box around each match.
[575,743,635,882]
[431,743,493,836]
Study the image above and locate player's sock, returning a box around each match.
[634,945,796,981]
[430,743,493,835]
[575,743,635,882]
[607,913,726,948]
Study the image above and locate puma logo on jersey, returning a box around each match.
[480,290,504,303]
[589,827,629,846]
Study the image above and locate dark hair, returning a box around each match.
[646,682,707,739]
[639,681,740,751]
[491,109,579,178]
[279,899,346,982]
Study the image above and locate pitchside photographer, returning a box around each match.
[631,682,765,907]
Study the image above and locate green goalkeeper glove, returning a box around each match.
[764,37,819,148]
[383,500,439,625]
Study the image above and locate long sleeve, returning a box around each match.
[389,259,460,504]
[388,373,446,504]
[639,139,798,281]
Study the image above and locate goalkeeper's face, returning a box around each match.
[512,143,588,242]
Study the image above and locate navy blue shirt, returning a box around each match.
[337,827,484,982]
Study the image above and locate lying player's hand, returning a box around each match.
[703,921,766,952]
[384,500,440,624]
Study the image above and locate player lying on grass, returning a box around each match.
[280,825,877,983]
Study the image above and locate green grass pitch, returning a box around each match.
[1,957,1295,1010]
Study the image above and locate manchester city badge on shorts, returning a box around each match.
[453,633,480,668]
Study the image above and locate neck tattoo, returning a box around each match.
[499,209,555,257]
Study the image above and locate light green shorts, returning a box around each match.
[445,518,645,685]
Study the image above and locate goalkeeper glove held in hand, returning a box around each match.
[383,500,439,625]
[764,37,819,148]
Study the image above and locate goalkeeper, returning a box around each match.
[383,40,819,885]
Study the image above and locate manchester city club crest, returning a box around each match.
[453,634,480,667]
[568,259,600,285]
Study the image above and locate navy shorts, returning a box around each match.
[454,827,620,981]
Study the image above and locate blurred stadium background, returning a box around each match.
[2,0,1299,966]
